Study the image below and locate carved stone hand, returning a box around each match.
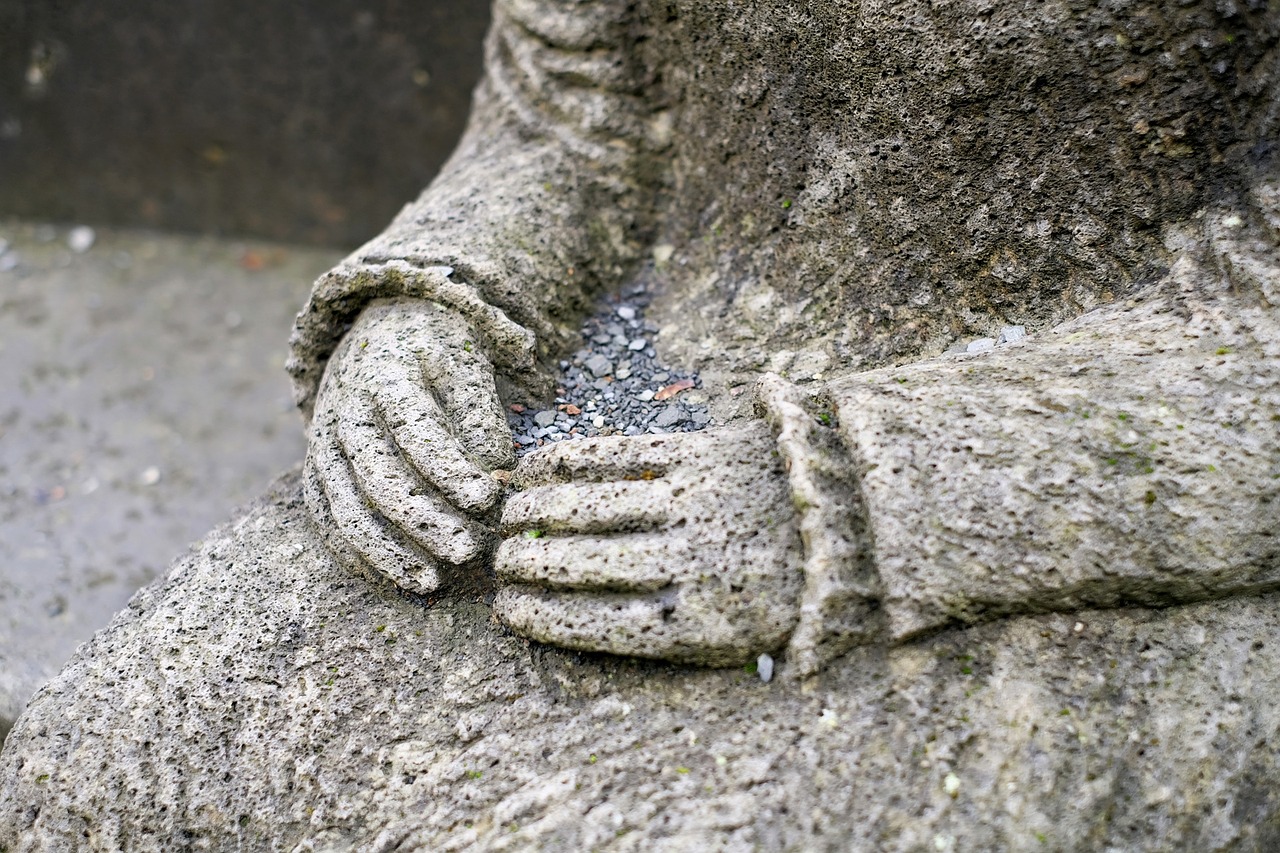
[304,298,514,594]
[493,422,805,666]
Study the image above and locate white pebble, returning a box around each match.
[997,325,1026,344]
[68,226,96,253]
[966,337,996,353]
[140,467,161,486]
[616,305,636,320]
[652,243,675,264]
[593,415,605,428]
[757,653,774,683]
[628,338,647,351]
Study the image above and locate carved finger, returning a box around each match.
[303,447,366,575]
[413,306,515,470]
[372,377,502,513]
[338,412,486,565]
[500,480,673,536]
[495,532,692,592]
[424,351,514,471]
[493,584,678,659]
[310,422,441,595]
[512,433,682,488]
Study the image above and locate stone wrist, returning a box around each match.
[287,260,545,420]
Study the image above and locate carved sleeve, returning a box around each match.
[286,0,660,418]
[765,212,1279,667]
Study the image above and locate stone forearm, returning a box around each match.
[824,259,1279,641]
[288,0,659,416]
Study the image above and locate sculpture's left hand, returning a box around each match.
[494,423,805,666]
[304,299,513,596]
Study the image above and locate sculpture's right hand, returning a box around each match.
[493,423,806,666]
[303,299,514,595]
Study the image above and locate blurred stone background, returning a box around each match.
[0,0,491,244]
[0,0,489,739]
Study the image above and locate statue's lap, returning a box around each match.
[2,472,1277,851]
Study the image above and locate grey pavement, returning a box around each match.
[0,221,339,738]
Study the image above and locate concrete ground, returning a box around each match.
[0,221,340,738]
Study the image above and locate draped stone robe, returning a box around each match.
[2,1,1278,848]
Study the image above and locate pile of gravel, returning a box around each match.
[507,283,710,457]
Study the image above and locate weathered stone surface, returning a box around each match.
[3,472,1280,851]
[2,0,1278,846]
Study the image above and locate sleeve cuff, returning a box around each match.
[754,373,886,676]
[286,260,544,420]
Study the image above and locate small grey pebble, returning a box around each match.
[585,354,613,377]
[533,410,557,428]
[652,372,669,383]
[653,406,688,429]
[628,338,647,351]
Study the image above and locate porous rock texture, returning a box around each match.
[3,472,1280,851]
[2,0,1279,848]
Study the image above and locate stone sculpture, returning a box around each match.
[2,0,1277,848]
[292,0,1278,675]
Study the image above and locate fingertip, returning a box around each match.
[423,521,484,566]
[451,469,503,513]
